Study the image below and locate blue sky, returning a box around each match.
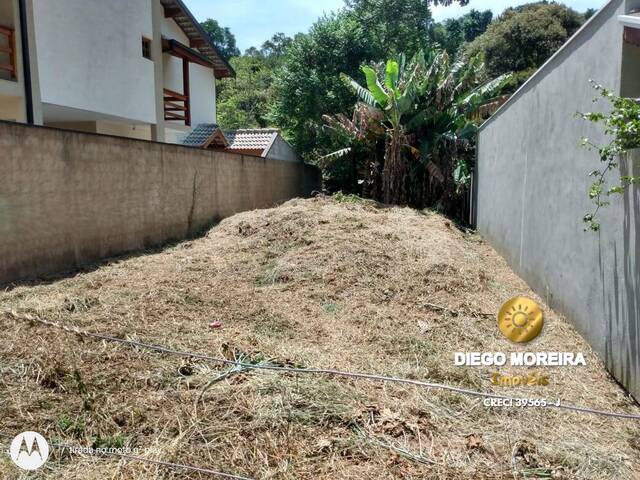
[184,0,607,52]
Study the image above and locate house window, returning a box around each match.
[142,37,152,60]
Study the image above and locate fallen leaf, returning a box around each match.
[465,433,483,450]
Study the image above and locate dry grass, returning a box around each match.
[0,196,639,479]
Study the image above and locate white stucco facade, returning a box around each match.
[0,0,227,143]
[32,0,156,125]
[189,62,216,126]
[161,15,217,128]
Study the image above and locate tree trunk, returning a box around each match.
[382,127,405,204]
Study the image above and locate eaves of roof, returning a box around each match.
[159,0,236,78]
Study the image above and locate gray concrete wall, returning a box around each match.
[0,121,321,285]
[267,135,300,163]
[477,0,640,399]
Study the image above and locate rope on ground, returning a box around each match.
[5,310,640,422]
[0,433,253,480]
[421,302,494,318]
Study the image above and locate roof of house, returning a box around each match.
[162,38,215,68]
[181,126,282,157]
[224,129,280,155]
[181,124,229,148]
[159,0,235,78]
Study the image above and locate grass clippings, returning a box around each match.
[0,196,638,479]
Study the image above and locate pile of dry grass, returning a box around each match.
[0,196,639,479]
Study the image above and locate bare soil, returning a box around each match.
[1,196,639,479]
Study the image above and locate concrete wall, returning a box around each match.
[0,94,23,122]
[32,0,156,124]
[476,0,640,399]
[267,135,300,162]
[0,121,321,285]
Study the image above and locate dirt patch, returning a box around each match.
[0,196,638,479]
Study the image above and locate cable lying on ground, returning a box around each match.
[5,310,640,421]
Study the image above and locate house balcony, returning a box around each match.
[163,87,190,126]
[0,25,17,82]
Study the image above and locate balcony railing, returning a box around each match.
[0,25,16,80]
[163,88,190,126]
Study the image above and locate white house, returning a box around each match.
[0,0,234,144]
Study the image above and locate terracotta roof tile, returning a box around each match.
[181,124,221,147]
[224,129,279,155]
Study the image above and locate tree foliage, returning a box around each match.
[431,9,493,56]
[324,49,511,211]
[272,0,468,159]
[200,18,241,59]
[216,34,293,130]
[259,33,293,58]
[345,0,435,56]
[216,56,275,129]
[579,83,640,231]
[465,2,585,81]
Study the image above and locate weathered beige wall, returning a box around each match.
[0,121,321,284]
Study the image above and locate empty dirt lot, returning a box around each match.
[1,196,639,479]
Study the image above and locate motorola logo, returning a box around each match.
[9,431,49,470]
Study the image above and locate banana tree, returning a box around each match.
[404,50,512,210]
[322,48,511,211]
[340,56,421,203]
[322,103,385,197]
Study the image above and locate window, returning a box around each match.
[142,37,152,60]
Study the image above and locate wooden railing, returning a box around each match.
[163,88,190,126]
[0,25,16,80]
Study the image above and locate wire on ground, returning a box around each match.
[5,310,640,422]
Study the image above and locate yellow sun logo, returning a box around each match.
[498,297,544,343]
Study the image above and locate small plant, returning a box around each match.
[73,370,94,411]
[323,302,341,315]
[579,82,640,231]
[255,263,285,287]
[57,414,86,438]
[332,191,364,204]
[91,433,126,450]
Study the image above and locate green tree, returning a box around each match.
[215,34,294,130]
[260,33,293,58]
[465,2,585,82]
[272,13,382,157]
[461,9,494,42]
[584,8,598,20]
[216,56,275,129]
[406,52,511,212]
[346,0,438,55]
[200,19,241,59]
[341,57,422,202]
[324,49,511,210]
[432,9,493,55]
[272,0,468,159]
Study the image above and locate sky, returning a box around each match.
[184,0,607,52]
